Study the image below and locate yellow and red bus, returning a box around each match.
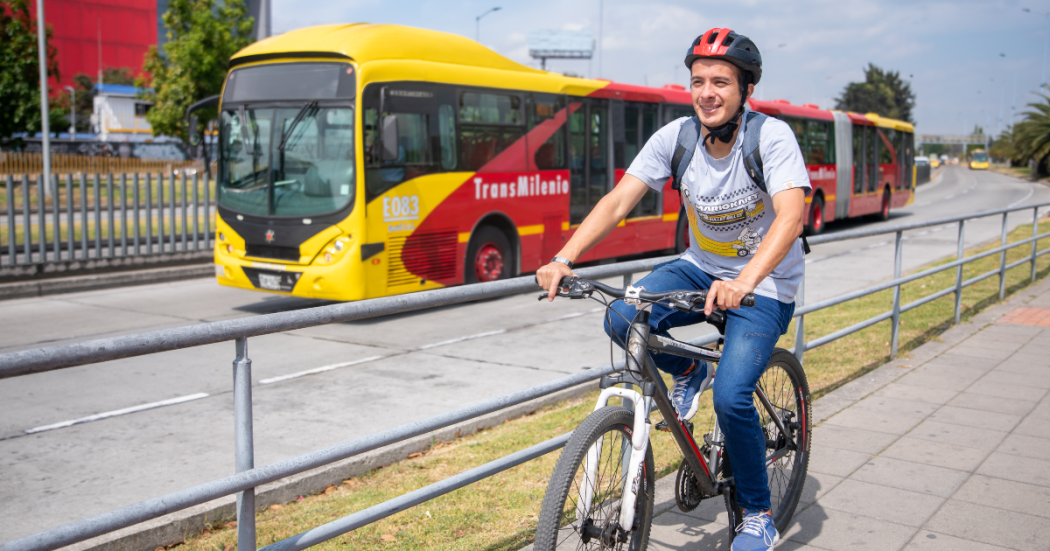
[213,23,914,301]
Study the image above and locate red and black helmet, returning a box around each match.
[684,28,762,86]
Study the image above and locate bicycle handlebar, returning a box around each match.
[548,276,756,309]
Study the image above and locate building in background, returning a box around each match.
[32,0,270,91]
[90,84,154,141]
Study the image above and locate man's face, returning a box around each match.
[689,59,753,127]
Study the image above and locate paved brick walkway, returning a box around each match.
[636,276,1050,551]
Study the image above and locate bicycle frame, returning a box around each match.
[577,306,794,535]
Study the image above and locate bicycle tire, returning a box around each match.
[720,349,810,534]
[534,406,655,551]
[759,348,811,532]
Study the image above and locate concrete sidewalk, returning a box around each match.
[634,279,1050,550]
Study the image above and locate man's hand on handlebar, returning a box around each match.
[704,278,757,315]
[537,261,577,302]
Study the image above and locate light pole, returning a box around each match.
[64,85,75,139]
[36,0,51,197]
[475,6,501,44]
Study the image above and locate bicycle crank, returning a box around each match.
[674,459,706,512]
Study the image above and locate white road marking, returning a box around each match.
[259,356,385,384]
[25,393,210,434]
[1008,187,1035,208]
[417,330,507,350]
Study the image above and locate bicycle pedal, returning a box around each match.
[654,419,693,434]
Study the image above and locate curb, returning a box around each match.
[0,263,214,301]
[62,379,601,551]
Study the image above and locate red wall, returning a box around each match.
[32,0,157,89]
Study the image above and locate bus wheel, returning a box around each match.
[878,189,891,221]
[805,195,825,235]
[466,227,511,283]
[674,209,690,253]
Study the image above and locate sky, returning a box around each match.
[271,0,1050,136]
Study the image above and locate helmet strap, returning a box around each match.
[702,109,743,146]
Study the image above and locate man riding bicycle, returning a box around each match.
[536,28,810,551]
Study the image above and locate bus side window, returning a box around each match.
[783,117,807,162]
[620,100,660,218]
[853,125,865,193]
[438,104,457,170]
[527,93,566,170]
[459,91,526,171]
[805,120,834,165]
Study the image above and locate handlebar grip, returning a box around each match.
[741,294,757,307]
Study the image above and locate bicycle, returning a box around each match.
[534,276,811,550]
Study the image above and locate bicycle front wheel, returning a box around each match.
[759,348,811,532]
[534,406,655,551]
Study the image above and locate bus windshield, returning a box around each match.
[972,151,988,162]
[218,105,355,217]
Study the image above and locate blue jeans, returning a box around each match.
[603,258,794,512]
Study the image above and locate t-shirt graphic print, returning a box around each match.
[626,114,811,303]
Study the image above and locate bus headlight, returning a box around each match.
[324,252,333,263]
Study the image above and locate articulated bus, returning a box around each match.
[213,23,914,301]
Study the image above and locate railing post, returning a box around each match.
[890,230,902,359]
[22,174,31,262]
[37,175,47,262]
[999,212,1008,301]
[65,174,74,260]
[954,220,965,325]
[120,173,128,257]
[6,176,15,266]
[106,174,115,259]
[51,174,60,261]
[794,275,804,363]
[1032,207,1039,282]
[233,337,256,551]
[93,174,101,260]
[79,174,87,260]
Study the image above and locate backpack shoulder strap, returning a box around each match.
[671,116,702,191]
[741,110,768,194]
[741,110,812,255]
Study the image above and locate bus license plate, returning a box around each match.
[258,273,282,290]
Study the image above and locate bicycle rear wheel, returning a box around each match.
[534,406,655,551]
[759,348,811,532]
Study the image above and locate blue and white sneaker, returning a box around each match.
[732,511,779,551]
[669,361,709,420]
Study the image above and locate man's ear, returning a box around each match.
[746,83,755,101]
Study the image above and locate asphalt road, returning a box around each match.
[2,165,1047,542]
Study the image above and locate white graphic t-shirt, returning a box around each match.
[626,115,811,303]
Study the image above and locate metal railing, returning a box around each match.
[1,201,1049,551]
[2,173,214,268]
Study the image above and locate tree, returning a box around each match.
[1012,86,1050,174]
[0,0,59,147]
[834,63,915,123]
[137,0,253,171]
[99,67,136,86]
[989,125,1016,163]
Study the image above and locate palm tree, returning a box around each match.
[1013,85,1050,169]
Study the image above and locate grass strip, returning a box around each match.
[171,217,1050,551]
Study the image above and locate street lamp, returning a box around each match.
[475,6,501,44]
[64,85,75,139]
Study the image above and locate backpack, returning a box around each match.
[670,111,811,254]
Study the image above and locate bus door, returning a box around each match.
[879,128,898,192]
[568,98,609,226]
[612,100,664,251]
[866,126,879,194]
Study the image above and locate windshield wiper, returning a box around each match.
[277,101,318,152]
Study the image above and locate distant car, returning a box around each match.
[929,157,940,168]
[915,156,932,184]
